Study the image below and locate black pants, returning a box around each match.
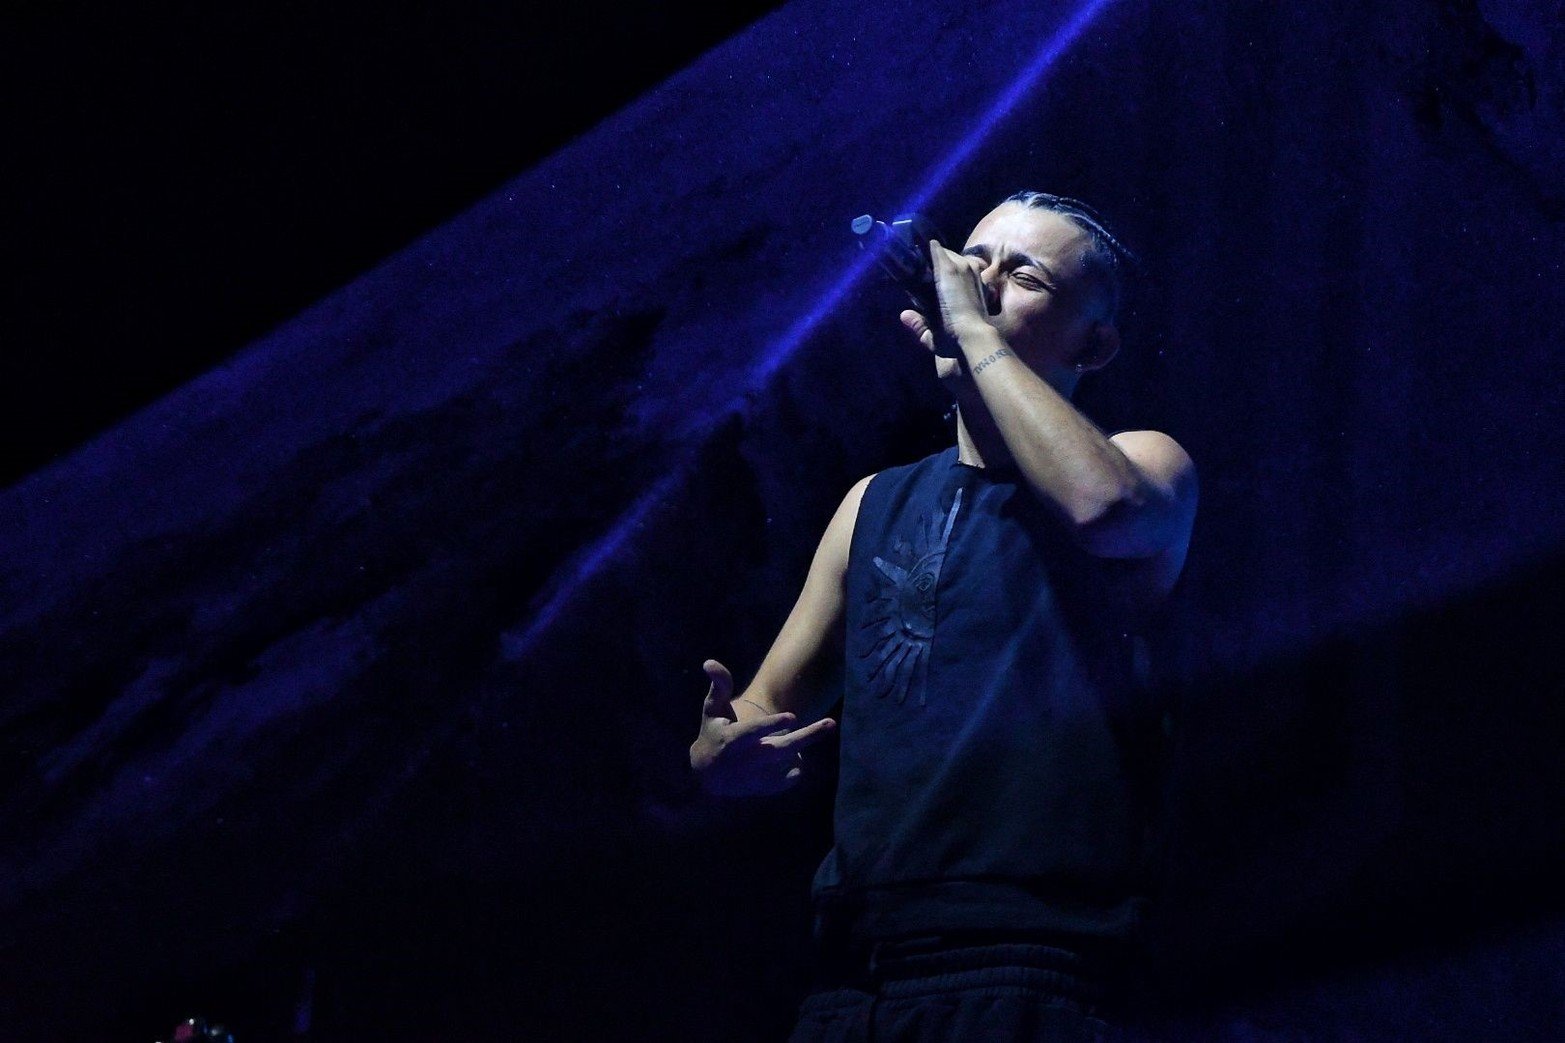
[786,937,1123,1043]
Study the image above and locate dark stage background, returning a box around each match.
[4,1,1564,1040]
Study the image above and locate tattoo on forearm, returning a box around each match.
[735,696,772,715]
[970,347,1012,375]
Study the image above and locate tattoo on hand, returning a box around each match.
[971,347,1012,375]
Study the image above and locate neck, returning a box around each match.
[954,407,1009,470]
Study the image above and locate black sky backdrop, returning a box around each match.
[5,2,784,488]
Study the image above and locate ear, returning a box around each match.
[1076,321,1121,372]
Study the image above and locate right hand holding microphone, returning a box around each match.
[689,659,837,797]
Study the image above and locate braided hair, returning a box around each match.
[1002,191,1137,324]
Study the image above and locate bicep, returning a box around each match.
[748,474,872,719]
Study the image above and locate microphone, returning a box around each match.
[851,213,960,358]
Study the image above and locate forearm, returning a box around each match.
[733,675,822,721]
[732,688,784,720]
[957,326,1145,528]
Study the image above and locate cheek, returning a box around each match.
[1010,295,1061,327]
[999,296,1077,342]
[986,308,1035,347]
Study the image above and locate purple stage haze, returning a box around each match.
[3,0,1564,1039]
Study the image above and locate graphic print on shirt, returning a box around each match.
[859,485,964,707]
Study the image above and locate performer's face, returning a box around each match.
[947,202,1114,386]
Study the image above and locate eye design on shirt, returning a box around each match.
[860,487,964,707]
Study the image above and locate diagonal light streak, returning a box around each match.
[899,0,1119,218]
[500,469,685,661]
[502,0,1121,664]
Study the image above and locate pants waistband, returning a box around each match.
[814,931,1116,1005]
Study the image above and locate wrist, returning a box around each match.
[733,695,776,718]
[954,327,1015,378]
[950,321,1005,358]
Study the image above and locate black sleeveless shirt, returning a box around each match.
[811,446,1158,951]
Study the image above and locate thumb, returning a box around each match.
[701,659,736,721]
[900,309,937,353]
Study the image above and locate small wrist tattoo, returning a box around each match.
[970,347,1012,375]
[735,697,771,714]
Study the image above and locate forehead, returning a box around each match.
[963,203,1092,270]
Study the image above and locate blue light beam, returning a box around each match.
[502,0,1121,664]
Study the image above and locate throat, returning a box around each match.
[954,406,1017,471]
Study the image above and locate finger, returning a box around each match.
[765,717,837,751]
[701,659,735,721]
[929,238,959,271]
[900,311,938,354]
[929,240,984,314]
[930,241,981,291]
[900,309,936,350]
[727,711,798,742]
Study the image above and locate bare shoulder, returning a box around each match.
[844,472,876,509]
[1108,430,1198,494]
[822,473,877,551]
[1100,430,1198,608]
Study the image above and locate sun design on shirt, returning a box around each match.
[859,486,964,707]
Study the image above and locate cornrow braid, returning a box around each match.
[1003,190,1137,323]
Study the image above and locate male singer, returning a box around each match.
[690,191,1197,1041]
